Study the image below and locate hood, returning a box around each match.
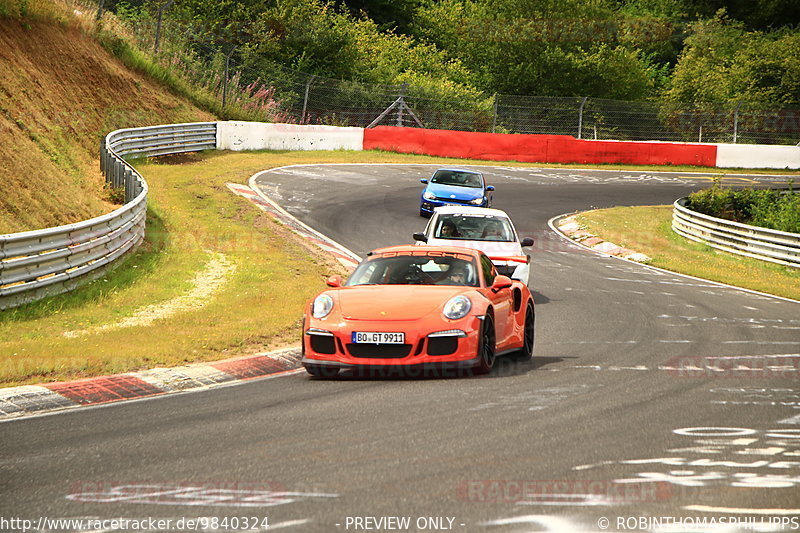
[337,285,470,321]
[426,238,523,258]
[426,183,484,202]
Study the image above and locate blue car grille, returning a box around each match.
[434,196,480,205]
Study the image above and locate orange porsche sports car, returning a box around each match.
[301,245,535,377]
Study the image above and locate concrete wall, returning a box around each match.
[217,121,364,152]
[716,143,800,170]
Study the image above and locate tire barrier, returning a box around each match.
[672,197,800,268]
[0,122,217,310]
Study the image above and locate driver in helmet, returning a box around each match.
[441,262,468,285]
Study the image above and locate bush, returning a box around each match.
[687,181,800,233]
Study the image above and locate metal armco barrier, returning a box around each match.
[672,197,800,268]
[0,122,217,310]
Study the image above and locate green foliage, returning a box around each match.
[333,0,423,34]
[665,13,800,105]
[0,0,39,19]
[687,181,800,233]
[411,0,668,99]
[104,184,126,204]
[96,0,800,109]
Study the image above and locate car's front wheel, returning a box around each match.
[473,315,496,375]
[305,364,339,378]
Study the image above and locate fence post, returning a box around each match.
[95,0,104,20]
[733,101,742,144]
[578,96,588,139]
[301,75,316,125]
[396,83,408,127]
[153,0,174,54]
[222,45,237,109]
[491,93,498,133]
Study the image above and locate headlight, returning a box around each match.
[312,294,334,319]
[423,191,436,200]
[443,295,471,320]
[470,197,485,205]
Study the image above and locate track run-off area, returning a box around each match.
[2,164,799,533]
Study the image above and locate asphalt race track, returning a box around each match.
[2,164,799,533]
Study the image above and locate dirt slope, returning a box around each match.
[0,9,215,233]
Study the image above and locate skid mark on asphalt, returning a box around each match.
[657,315,800,329]
[529,355,800,377]
[66,484,338,508]
[709,388,800,426]
[467,385,598,412]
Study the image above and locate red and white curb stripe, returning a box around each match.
[555,214,652,263]
[228,182,360,270]
[0,348,302,420]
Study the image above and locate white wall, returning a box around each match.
[716,143,800,169]
[216,121,364,152]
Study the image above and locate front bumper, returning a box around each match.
[302,316,482,369]
[420,198,487,213]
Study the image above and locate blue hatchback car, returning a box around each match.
[419,168,494,217]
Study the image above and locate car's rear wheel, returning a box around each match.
[513,302,535,361]
[473,315,496,375]
[305,364,339,378]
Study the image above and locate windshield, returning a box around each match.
[346,251,479,287]
[430,170,483,188]
[434,214,515,242]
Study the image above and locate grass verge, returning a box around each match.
[576,205,800,301]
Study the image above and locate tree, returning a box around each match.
[665,13,800,105]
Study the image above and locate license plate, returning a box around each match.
[351,332,405,344]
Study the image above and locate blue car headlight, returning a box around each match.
[423,191,436,201]
[470,197,485,205]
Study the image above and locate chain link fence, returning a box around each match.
[107,2,800,146]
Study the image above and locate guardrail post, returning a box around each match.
[99,139,105,176]
[113,160,120,189]
[124,169,133,203]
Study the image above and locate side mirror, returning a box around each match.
[420,179,429,184]
[492,275,513,291]
[413,232,428,243]
[486,185,495,191]
[521,237,534,247]
[326,275,342,288]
